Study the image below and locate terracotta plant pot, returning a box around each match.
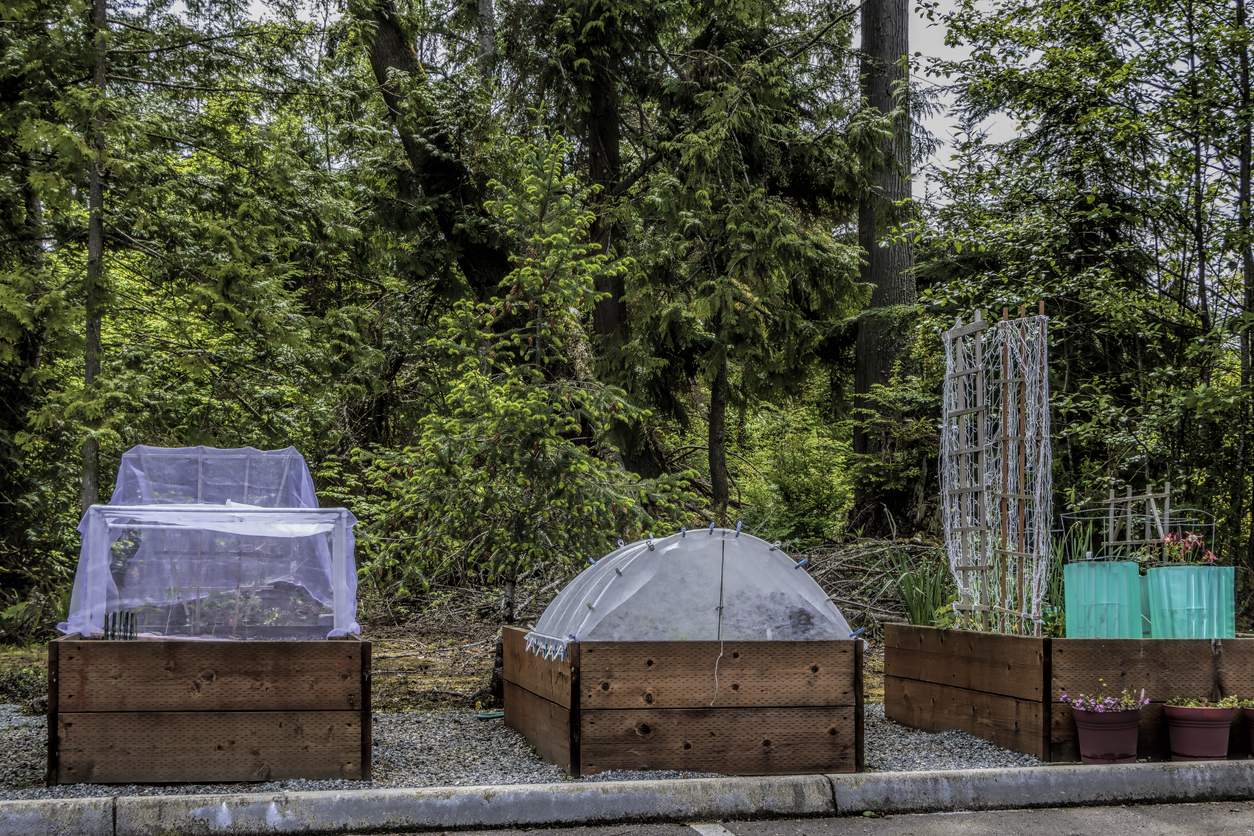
[1164,704,1234,761]
[1072,707,1141,764]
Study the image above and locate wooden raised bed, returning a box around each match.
[502,625,863,777]
[47,636,370,784]
[885,624,1254,762]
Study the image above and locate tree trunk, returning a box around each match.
[588,63,627,347]
[81,0,107,515]
[476,0,497,80]
[708,347,729,524]
[852,0,917,526]
[1238,0,1253,569]
[358,0,511,299]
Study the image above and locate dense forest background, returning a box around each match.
[2,0,1252,636]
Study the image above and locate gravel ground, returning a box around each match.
[0,702,1041,801]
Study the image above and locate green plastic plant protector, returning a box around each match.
[1147,566,1235,639]
[1063,561,1143,639]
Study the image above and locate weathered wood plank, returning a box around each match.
[579,640,857,709]
[854,638,865,771]
[360,641,372,781]
[1052,639,1254,703]
[886,645,1045,702]
[47,639,59,786]
[580,707,857,776]
[884,675,1047,761]
[504,680,572,774]
[57,710,363,784]
[885,625,1046,702]
[503,626,573,710]
[56,640,363,713]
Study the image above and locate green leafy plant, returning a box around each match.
[889,549,953,626]
[1166,695,1241,708]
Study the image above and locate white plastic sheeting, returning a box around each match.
[525,528,854,660]
[57,446,359,639]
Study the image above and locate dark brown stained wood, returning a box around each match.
[885,626,1046,697]
[56,640,363,713]
[580,706,857,775]
[56,710,362,784]
[854,638,865,771]
[503,626,573,709]
[1052,639,1254,702]
[579,640,857,709]
[886,645,1045,702]
[567,642,581,778]
[361,641,372,780]
[884,675,1047,760]
[47,639,59,786]
[504,680,572,774]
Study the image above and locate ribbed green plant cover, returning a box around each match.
[1139,575,1153,637]
[1064,561,1144,639]
[1147,566,1235,639]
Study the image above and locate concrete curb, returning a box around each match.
[7,761,1254,836]
[0,796,113,836]
[114,775,834,835]
[828,760,1254,815]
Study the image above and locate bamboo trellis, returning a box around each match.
[940,304,1053,635]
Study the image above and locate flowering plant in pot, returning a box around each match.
[1061,680,1148,764]
[1163,696,1239,761]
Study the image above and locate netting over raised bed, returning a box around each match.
[58,446,359,639]
[525,528,855,659]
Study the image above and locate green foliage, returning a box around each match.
[888,548,953,626]
[354,137,692,595]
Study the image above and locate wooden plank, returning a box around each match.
[580,706,856,776]
[361,641,372,780]
[579,640,857,709]
[854,638,865,772]
[886,646,1044,702]
[504,680,572,774]
[56,640,363,713]
[568,642,581,778]
[884,675,1047,761]
[884,625,1046,702]
[503,626,573,709]
[57,710,363,783]
[47,639,59,786]
[1052,639,1254,702]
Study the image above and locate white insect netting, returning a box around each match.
[941,315,1052,631]
[58,446,359,640]
[525,528,855,661]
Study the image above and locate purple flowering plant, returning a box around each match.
[1060,679,1149,713]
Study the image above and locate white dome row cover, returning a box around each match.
[525,528,855,660]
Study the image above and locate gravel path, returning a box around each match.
[0,702,1041,801]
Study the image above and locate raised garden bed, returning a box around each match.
[502,625,863,777]
[47,636,370,784]
[885,624,1254,762]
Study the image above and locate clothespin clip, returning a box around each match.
[849,628,866,638]
[646,536,654,551]
[681,526,686,537]
[769,541,781,551]
[794,557,809,570]
[589,556,597,564]
[735,521,742,537]
[708,522,715,534]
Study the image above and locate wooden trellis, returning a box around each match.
[940,305,1052,634]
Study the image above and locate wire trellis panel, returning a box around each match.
[941,307,1052,635]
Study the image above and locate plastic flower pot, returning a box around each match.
[1164,705,1234,761]
[1071,707,1141,764]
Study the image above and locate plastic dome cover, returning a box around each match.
[58,445,359,639]
[525,528,854,659]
